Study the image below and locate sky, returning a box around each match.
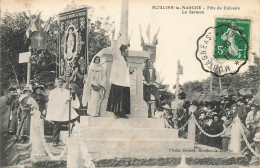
[1,0,260,87]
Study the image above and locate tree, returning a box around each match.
[182,54,260,95]
[183,80,204,94]
[0,8,114,89]
[0,12,29,88]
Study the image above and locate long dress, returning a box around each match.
[106,41,131,116]
[16,95,38,140]
[45,87,79,122]
[82,61,106,116]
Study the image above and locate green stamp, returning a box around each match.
[214,18,250,60]
[196,17,250,77]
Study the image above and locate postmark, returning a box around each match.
[196,17,251,77]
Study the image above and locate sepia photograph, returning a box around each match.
[0,0,260,167]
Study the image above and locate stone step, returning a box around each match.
[80,127,178,139]
[81,137,194,154]
[88,150,247,167]
[80,116,165,128]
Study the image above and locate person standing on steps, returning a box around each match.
[106,34,131,119]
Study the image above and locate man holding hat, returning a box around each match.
[6,86,19,134]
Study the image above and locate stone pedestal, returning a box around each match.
[230,116,241,153]
[77,116,194,158]
[30,111,45,160]
[67,137,84,168]
[96,47,149,118]
[187,115,196,142]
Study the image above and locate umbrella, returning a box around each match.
[239,88,252,96]
[253,92,260,105]
[185,92,201,102]
[203,94,222,102]
[219,89,238,97]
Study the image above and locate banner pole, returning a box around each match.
[68,82,72,137]
[27,46,32,85]
[58,18,61,78]
[85,8,89,72]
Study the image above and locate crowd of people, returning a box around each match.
[159,90,260,163]
[5,78,81,146]
[6,84,48,143]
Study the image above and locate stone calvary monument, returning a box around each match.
[66,0,194,166]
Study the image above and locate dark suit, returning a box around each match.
[143,67,159,102]
[232,104,247,124]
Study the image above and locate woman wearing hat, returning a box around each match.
[198,110,209,145]
[16,85,38,143]
[32,84,46,117]
[208,113,223,149]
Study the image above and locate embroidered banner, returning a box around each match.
[59,7,88,90]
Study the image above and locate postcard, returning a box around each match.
[1,0,260,167]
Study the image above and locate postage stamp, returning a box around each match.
[196,17,251,77]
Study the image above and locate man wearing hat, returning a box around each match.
[162,104,173,128]
[233,97,247,124]
[6,86,19,134]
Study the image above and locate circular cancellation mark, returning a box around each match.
[196,24,249,77]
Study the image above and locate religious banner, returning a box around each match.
[30,31,48,50]
[59,7,88,92]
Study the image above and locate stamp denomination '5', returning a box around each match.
[196,17,250,77]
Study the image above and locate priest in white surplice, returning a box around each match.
[46,78,80,146]
[106,35,131,118]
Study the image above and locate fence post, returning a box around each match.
[230,115,241,153]
[187,114,196,143]
[67,136,84,168]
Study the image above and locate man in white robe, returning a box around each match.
[106,35,131,118]
[46,78,79,146]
